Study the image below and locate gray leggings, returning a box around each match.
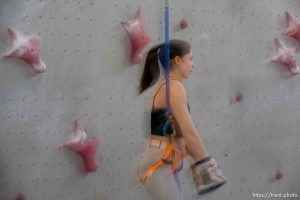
[138,140,184,200]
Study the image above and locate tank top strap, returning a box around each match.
[152,78,176,110]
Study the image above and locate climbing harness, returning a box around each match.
[141,117,188,184]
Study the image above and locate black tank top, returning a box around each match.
[151,80,190,136]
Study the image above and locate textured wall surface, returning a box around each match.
[1,0,300,200]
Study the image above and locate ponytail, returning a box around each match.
[138,39,191,94]
[138,44,162,94]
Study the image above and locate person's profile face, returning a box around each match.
[179,50,194,79]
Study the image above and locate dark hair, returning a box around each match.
[138,39,191,94]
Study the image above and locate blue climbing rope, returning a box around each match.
[164,0,171,113]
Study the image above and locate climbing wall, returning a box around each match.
[1,0,300,199]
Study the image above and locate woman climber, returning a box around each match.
[138,39,227,200]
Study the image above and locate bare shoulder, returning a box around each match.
[170,80,187,101]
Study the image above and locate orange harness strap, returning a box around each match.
[141,143,188,185]
[140,111,188,184]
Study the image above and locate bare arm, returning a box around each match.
[170,81,209,161]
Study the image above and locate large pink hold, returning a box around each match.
[270,38,299,75]
[284,11,300,43]
[63,120,100,172]
[121,7,151,64]
[2,27,46,73]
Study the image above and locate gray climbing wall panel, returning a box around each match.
[1,0,300,199]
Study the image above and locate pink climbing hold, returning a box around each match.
[179,19,188,29]
[16,194,26,200]
[63,120,100,172]
[275,169,283,180]
[121,7,151,64]
[283,11,300,43]
[2,27,46,73]
[236,92,244,102]
[268,169,283,183]
[270,38,299,75]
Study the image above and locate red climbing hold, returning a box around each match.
[284,11,300,43]
[179,19,188,29]
[236,92,244,102]
[63,120,100,172]
[121,7,151,64]
[275,169,283,180]
[270,38,299,75]
[2,27,46,73]
[16,194,26,200]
